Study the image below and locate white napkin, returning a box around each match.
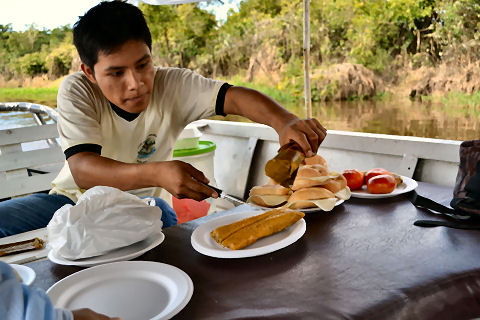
[47,186,163,260]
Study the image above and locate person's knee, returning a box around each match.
[151,197,177,227]
[0,193,74,238]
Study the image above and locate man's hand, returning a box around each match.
[155,160,217,201]
[68,153,217,201]
[72,308,120,320]
[277,117,327,157]
[224,86,327,156]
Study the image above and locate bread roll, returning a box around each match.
[287,187,337,210]
[297,164,329,177]
[249,184,291,196]
[288,187,335,203]
[247,183,292,207]
[247,194,290,208]
[304,154,327,167]
[291,166,339,191]
[219,209,305,250]
[286,199,336,210]
[322,174,347,194]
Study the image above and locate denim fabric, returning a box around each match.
[0,193,74,238]
[141,196,178,228]
[0,193,177,238]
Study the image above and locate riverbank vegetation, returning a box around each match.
[1,0,479,105]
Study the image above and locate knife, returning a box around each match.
[414,219,480,230]
[206,184,245,206]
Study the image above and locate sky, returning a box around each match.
[0,0,240,31]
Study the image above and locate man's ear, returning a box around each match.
[81,63,97,84]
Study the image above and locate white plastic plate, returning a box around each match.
[47,261,193,320]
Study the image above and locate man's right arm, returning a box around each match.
[67,152,216,201]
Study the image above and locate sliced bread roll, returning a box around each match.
[321,174,351,200]
[247,183,292,207]
[247,194,290,207]
[322,174,347,193]
[291,166,340,191]
[287,187,337,210]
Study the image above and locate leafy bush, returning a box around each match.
[17,52,47,76]
[45,44,75,77]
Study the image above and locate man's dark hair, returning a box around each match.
[73,0,152,70]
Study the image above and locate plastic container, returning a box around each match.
[172,140,217,223]
[174,123,202,150]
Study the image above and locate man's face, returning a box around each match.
[82,39,154,113]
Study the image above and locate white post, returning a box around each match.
[303,0,312,119]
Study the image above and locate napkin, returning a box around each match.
[47,186,163,260]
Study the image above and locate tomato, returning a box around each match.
[364,168,392,184]
[367,174,396,194]
[342,169,365,190]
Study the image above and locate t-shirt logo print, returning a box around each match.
[137,134,157,163]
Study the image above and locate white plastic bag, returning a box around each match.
[47,186,163,260]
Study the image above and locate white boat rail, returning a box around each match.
[0,102,62,199]
[0,101,58,123]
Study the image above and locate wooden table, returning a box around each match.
[28,182,480,319]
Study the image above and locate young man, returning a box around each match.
[0,1,326,237]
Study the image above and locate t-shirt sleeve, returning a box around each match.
[56,74,104,153]
[215,83,232,116]
[163,68,227,125]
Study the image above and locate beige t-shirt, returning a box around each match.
[50,67,224,202]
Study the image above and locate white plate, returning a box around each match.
[48,231,165,267]
[11,264,36,285]
[47,261,193,320]
[350,175,418,199]
[191,211,306,258]
[250,198,345,213]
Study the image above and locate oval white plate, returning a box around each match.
[47,261,193,320]
[350,176,418,199]
[48,231,165,267]
[191,211,306,258]
[251,198,345,213]
[11,264,36,285]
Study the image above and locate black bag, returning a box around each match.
[408,140,480,229]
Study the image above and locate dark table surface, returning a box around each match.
[28,182,480,320]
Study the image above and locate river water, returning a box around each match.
[287,96,479,141]
[1,96,478,141]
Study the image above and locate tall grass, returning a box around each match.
[0,87,58,107]
[422,91,480,118]
[224,75,300,105]
[441,91,480,117]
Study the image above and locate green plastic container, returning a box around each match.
[173,140,216,157]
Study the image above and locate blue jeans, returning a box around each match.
[0,193,177,238]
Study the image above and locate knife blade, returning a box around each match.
[206,184,245,206]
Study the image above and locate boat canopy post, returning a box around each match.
[303,0,312,119]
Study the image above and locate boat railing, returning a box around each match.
[0,102,58,122]
[0,102,63,199]
[0,102,59,147]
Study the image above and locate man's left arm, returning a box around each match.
[223,86,327,156]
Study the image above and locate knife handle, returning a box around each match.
[205,184,223,196]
